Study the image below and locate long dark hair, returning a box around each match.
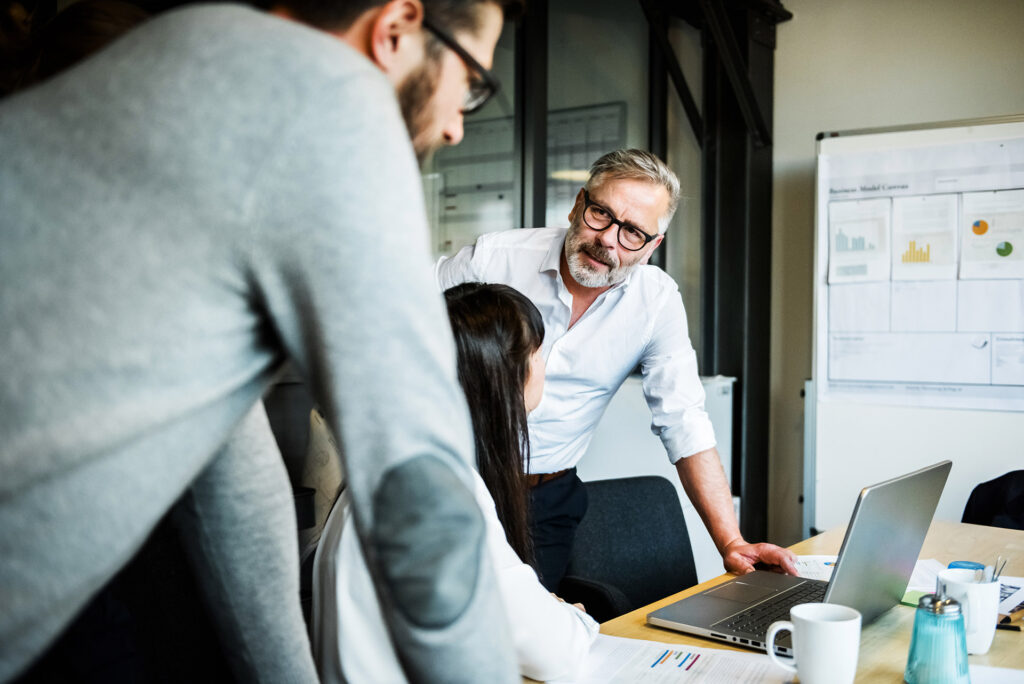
[444,282,543,564]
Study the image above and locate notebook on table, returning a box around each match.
[647,460,952,655]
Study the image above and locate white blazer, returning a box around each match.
[311,469,598,683]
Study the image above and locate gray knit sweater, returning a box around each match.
[0,5,515,682]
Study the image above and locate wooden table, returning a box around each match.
[601,521,1024,681]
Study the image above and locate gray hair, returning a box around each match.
[583,149,681,232]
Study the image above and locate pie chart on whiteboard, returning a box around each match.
[996,241,1013,257]
[972,219,989,235]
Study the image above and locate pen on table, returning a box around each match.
[997,607,1024,631]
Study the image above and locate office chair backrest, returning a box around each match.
[962,470,1024,531]
[559,476,697,623]
[17,514,235,683]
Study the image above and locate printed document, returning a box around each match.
[550,634,786,683]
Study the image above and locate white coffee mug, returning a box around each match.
[937,567,1000,655]
[766,603,862,684]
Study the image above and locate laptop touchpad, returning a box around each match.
[705,581,778,603]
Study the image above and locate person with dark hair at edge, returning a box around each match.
[312,282,598,682]
[0,0,34,96]
[0,1,524,682]
[13,0,151,90]
[437,149,800,594]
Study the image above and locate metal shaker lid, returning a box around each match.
[918,594,962,615]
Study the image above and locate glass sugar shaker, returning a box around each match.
[904,594,970,684]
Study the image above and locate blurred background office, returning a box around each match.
[6,0,1023,563]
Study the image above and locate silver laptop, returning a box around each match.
[647,460,952,655]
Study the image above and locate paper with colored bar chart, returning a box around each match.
[961,189,1024,279]
[550,634,787,683]
[892,194,958,280]
[828,198,892,283]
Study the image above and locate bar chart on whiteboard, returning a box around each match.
[817,129,1024,411]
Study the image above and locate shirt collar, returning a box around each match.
[540,228,566,275]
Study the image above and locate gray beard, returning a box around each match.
[564,230,635,288]
[398,56,442,166]
[566,250,629,288]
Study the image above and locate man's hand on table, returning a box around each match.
[721,539,798,576]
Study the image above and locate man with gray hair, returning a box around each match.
[437,148,798,592]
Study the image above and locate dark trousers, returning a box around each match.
[529,469,588,592]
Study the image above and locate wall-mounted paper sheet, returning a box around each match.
[892,194,959,280]
[993,336,1024,386]
[891,280,957,332]
[828,198,892,283]
[829,332,991,384]
[828,282,891,332]
[961,189,1024,279]
[957,280,1024,332]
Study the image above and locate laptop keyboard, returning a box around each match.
[719,582,827,636]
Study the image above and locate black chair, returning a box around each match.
[15,514,236,684]
[962,470,1024,531]
[557,476,698,624]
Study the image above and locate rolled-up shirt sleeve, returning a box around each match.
[640,289,717,463]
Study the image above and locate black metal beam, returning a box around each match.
[647,11,668,160]
[646,1,668,271]
[515,0,547,227]
[698,0,772,147]
[737,0,792,23]
[656,0,792,31]
[643,0,790,542]
[641,0,703,147]
[699,2,783,542]
[699,29,719,377]
[738,6,775,541]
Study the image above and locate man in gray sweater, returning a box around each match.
[0,1,520,681]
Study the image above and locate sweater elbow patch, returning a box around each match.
[371,456,484,629]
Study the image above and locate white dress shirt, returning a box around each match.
[436,227,716,473]
[311,470,599,683]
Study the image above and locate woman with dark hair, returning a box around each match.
[443,281,544,564]
[312,283,597,683]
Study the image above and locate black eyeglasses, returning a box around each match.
[421,17,500,114]
[581,190,658,251]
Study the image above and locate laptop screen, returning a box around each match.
[824,460,952,622]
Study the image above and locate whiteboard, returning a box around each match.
[809,116,1024,534]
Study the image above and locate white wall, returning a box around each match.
[770,0,1024,544]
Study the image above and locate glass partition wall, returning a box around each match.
[423,25,518,259]
[418,0,792,543]
[422,0,704,363]
[545,0,648,225]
